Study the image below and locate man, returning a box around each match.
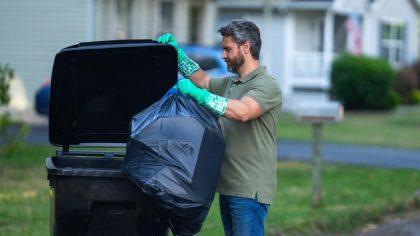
[157,19,282,236]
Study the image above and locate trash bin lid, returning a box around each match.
[48,40,177,146]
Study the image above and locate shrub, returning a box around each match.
[394,66,418,104]
[330,54,398,110]
[0,63,14,105]
[412,60,420,89]
[411,90,420,104]
[0,63,29,158]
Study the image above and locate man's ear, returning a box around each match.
[242,41,251,54]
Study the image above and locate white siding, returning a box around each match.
[268,13,286,91]
[131,0,155,39]
[294,11,325,52]
[0,0,87,110]
[95,0,155,40]
[332,0,369,14]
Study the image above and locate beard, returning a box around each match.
[226,53,245,74]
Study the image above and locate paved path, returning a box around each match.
[277,139,420,170]
[351,210,420,236]
[21,123,420,170]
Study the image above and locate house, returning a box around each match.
[0,0,419,115]
[214,0,420,111]
[0,0,216,116]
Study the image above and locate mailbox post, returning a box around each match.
[295,101,344,207]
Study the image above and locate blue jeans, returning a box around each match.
[219,194,269,236]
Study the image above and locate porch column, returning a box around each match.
[174,0,190,43]
[262,0,273,70]
[86,0,95,41]
[322,10,334,88]
[362,11,375,56]
[150,0,160,38]
[199,0,217,46]
[283,12,295,96]
[131,0,150,39]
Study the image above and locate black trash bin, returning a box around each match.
[46,40,178,236]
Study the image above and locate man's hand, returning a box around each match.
[156,33,186,62]
[177,79,208,105]
[156,33,200,78]
[178,79,228,116]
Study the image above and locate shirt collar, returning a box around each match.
[233,66,266,84]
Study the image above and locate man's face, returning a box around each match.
[221,36,245,74]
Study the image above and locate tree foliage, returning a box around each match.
[0,63,29,158]
[330,54,399,110]
[0,63,15,106]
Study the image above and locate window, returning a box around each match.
[380,21,406,67]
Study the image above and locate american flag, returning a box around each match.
[345,12,362,55]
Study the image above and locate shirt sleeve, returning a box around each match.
[244,77,282,114]
[208,77,231,96]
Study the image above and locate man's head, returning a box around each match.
[218,20,261,74]
[218,19,261,60]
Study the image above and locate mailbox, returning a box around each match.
[293,100,344,207]
[295,101,344,123]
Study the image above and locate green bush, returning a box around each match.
[394,66,418,104]
[411,89,420,104]
[0,63,29,158]
[0,63,14,105]
[330,54,398,110]
[412,60,420,89]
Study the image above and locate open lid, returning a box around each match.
[48,40,178,146]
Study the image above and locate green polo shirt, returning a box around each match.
[209,66,282,204]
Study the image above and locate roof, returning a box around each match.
[292,0,332,1]
[369,0,420,13]
[409,0,420,12]
[217,0,419,12]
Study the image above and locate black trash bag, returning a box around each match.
[122,88,225,235]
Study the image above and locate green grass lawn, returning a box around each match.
[1,105,420,235]
[1,145,420,236]
[200,161,420,236]
[0,145,54,236]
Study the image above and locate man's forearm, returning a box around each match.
[188,69,211,90]
[223,97,262,121]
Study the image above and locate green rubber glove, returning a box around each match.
[177,79,208,105]
[156,33,186,62]
[177,79,228,116]
[156,33,200,78]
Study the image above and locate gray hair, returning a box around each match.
[217,19,261,60]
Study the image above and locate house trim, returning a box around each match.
[218,0,333,11]
[285,1,333,10]
[217,1,263,9]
